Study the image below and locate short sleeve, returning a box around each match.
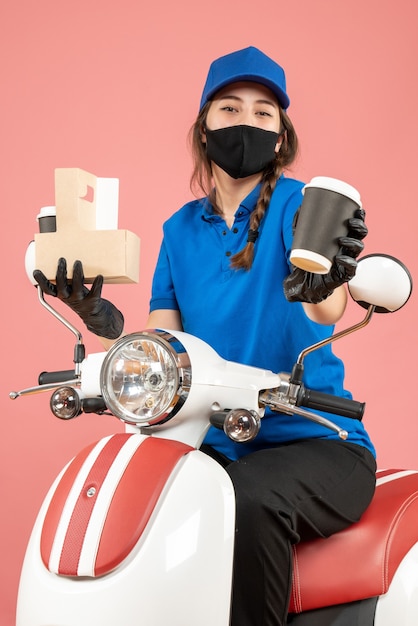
[282,186,304,268]
[149,239,179,312]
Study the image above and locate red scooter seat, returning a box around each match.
[289,468,418,613]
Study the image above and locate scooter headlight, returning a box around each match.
[100,330,191,426]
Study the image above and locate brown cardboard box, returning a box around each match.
[34,168,140,284]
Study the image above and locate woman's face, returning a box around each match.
[204,81,282,138]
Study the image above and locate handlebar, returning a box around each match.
[38,371,107,414]
[38,370,76,385]
[298,387,365,420]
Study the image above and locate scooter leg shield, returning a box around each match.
[16,433,236,626]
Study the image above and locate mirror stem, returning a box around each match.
[37,286,85,376]
[290,305,376,386]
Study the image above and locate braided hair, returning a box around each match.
[189,104,299,271]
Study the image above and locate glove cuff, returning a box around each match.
[85,300,124,339]
[283,268,333,304]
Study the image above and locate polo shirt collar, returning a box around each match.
[201,183,261,223]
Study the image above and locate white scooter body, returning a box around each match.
[15,344,418,626]
[14,253,417,626]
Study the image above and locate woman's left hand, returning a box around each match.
[283,209,368,304]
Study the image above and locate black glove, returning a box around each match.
[33,258,124,339]
[283,209,368,304]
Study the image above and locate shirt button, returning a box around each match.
[226,251,231,257]
[233,227,238,234]
[222,230,227,236]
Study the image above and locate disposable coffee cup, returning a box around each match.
[290,177,362,274]
[37,206,57,233]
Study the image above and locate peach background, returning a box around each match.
[1,0,417,623]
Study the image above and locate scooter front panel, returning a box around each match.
[40,433,192,577]
[17,444,235,626]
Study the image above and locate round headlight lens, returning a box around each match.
[100,331,191,426]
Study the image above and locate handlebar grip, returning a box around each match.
[299,388,365,420]
[38,370,76,385]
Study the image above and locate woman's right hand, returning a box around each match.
[33,258,124,339]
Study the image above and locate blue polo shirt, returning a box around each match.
[150,175,375,460]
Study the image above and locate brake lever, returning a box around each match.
[259,390,348,440]
[10,378,80,400]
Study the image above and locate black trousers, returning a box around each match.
[201,439,376,626]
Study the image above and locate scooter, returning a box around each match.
[10,253,417,626]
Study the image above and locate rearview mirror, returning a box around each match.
[348,254,413,313]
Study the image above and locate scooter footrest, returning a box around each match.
[289,469,418,613]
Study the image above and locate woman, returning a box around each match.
[34,46,376,626]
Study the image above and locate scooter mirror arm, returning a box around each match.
[257,305,376,438]
[289,304,376,391]
[10,288,85,400]
[37,286,85,375]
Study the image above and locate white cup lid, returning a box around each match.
[303,176,362,207]
[36,206,56,220]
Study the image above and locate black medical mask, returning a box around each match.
[205,125,280,179]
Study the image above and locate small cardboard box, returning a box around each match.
[34,168,140,284]
[35,229,140,284]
